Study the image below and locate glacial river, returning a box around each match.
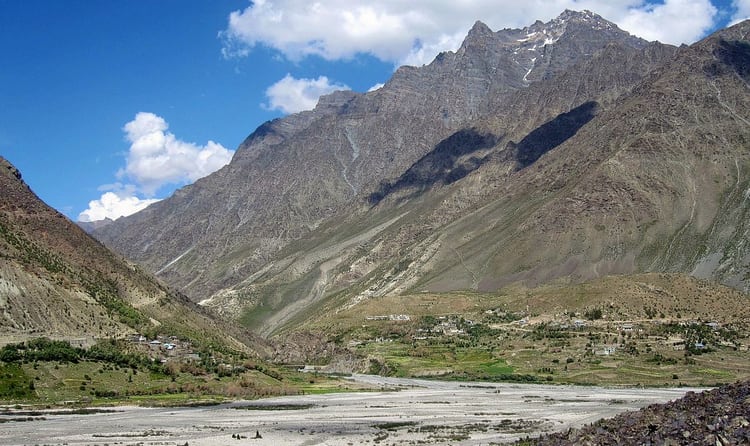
[0,375,701,445]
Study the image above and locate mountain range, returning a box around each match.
[90,10,750,337]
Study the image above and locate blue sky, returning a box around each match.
[0,0,745,221]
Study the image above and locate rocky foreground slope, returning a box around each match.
[0,157,262,353]
[528,380,750,445]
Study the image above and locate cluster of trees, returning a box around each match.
[656,321,738,355]
[0,338,160,371]
[0,338,83,363]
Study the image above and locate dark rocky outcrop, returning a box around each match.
[527,380,750,445]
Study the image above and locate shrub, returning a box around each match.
[584,308,603,320]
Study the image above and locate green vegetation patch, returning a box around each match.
[236,403,315,411]
[82,276,149,329]
[302,279,750,387]
[0,363,36,400]
[374,421,418,431]
[0,220,67,274]
[0,337,371,406]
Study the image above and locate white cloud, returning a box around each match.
[264,74,349,114]
[368,83,385,92]
[119,112,234,195]
[221,1,425,62]
[80,113,234,222]
[400,30,467,67]
[731,0,750,23]
[221,1,722,66]
[78,190,160,222]
[618,0,718,44]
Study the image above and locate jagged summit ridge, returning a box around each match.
[515,9,643,82]
[557,9,614,25]
[448,10,644,85]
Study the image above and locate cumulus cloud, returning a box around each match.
[264,74,349,114]
[221,0,721,67]
[731,0,750,23]
[79,113,234,222]
[618,0,717,44]
[78,191,160,222]
[221,1,425,62]
[400,31,467,67]
[119,112,234,195]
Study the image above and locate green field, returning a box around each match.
[301,278,750,387]
[0,338,370,407]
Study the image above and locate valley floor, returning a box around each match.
[0,375,700,445]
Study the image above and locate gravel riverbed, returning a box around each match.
[0,375,701,446]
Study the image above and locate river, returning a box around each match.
[0,375,701,445]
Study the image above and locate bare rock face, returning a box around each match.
[93,12,750,336]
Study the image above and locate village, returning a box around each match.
[354,310,744,352]
[128,333,201,363]
[332,307,750,386]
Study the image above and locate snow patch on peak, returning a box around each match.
[517,31,538,42]
[523,57,537,82]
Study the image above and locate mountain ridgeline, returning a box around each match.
[92,11,750,336]
[0,156,263,354]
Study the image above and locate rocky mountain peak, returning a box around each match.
[0,156,22,182]
[514,9,646,83]
[453,20,500,61]
[93,11,665,299]
[465,20,494,41]
[437,9,648,90]
[557,9,607,23]
[521,10,618,42]
[315,89,360,113]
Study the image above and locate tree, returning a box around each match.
[584,308,603,320]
